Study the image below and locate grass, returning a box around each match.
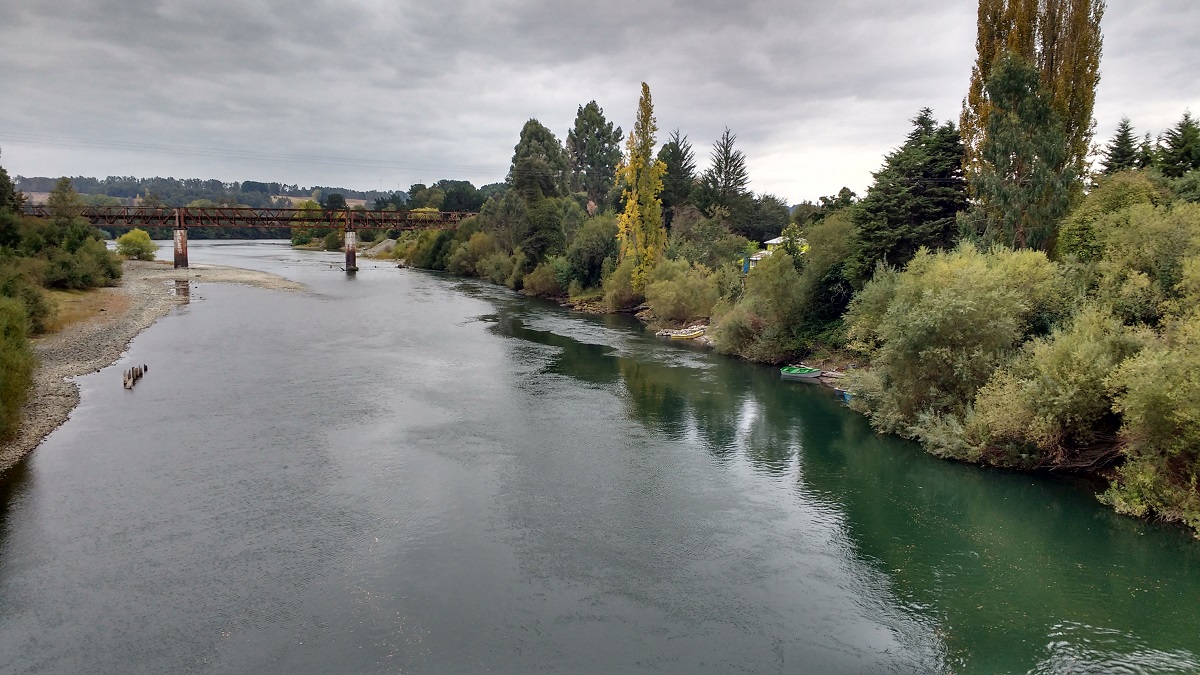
[41,288,128,334]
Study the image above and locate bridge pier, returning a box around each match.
[344,211,357,275]
[344,228,357,274]
[173,226,188,269]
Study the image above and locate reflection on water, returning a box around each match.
[0,242,1197,674]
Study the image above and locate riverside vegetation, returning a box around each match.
[8,0,1200,535]
[0,173,123,439]
[384,1,1200,536]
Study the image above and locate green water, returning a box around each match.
[1,242,1197,673]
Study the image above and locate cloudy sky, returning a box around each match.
[1,0,1197,203]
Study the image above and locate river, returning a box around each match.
[1,241,1197,674]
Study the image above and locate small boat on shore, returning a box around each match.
[780,365,822,381]
[657,326,706,340]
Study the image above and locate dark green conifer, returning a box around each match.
[847,108,967,286]
[1101,116,1139,174]
[1157,111,1200,177]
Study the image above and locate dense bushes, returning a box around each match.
[1105,313,1200,532]
[845,244,1071,437]
[116,228,156,260]
[0,296,35,440]
[644,258,718,323]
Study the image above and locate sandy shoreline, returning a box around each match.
[0,260,305,476]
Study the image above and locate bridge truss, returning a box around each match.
[21,205,470,273]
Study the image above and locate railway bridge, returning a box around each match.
[21,205,469,273]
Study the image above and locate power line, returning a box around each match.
[0,132,506,176]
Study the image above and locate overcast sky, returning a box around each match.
[1,0,1197,203]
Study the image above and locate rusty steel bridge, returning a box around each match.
[21,205,470,273]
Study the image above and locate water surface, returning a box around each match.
[1,241,1197,673]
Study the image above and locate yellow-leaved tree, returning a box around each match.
[616,82,667,293]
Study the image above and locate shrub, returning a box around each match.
[1093,204,1200,325]
[1058,171,1166,261]
[406,229,455,270]
[844,243,1070,436]
[522,259,565,297]
[965,306,1148,465]
[1105,313,1200,535]
[644,259,718,324]
[322,231,342,251]
[0,296,35,440]
[116,228,156,260]
[565,215,619,289]
[0,258,52,334]
[603,256,641,310]
[446,232,497,277]
[476,250,514,285]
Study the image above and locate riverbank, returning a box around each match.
[0,260,305,475]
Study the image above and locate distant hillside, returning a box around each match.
[14,175,400,208]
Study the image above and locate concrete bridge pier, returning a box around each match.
[344,212,357,274]
[173,209,188,269]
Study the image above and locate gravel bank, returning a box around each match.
[0,260,305,475]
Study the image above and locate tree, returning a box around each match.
[1158,111,1200,178]
[509,119,570,200]
[1137,132,1156,169]
[743,194,790,243]
[436,180,484,212]
[0,155,24,214]
[694,128,750,221]
[657,129,697,218]
[47,177,85,224]
[322,193,348,211]
[1100,116,1139,174]
[116,228,157,260]
[961,0,1104,186]
[565,101,622,209]
[616,83,668,292]
[848,108,967,286]
[974,53,1076,250]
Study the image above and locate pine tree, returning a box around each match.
[1100,116,1139,174]
[566,101,622,209]
[847,108,968,286]
[616,83,667,292]
[975,54,1075,250]
[694,128,750,220]
[656,129,696,214]
[1137,132,1156,169]
[1157,111,1200,178]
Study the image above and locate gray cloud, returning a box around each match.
[1,0,1197,202]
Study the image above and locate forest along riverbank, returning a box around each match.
[0,260,305,475]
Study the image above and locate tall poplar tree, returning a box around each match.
[616,83,667,292]
[961,0,1104,184]
[1100,116,1139,174]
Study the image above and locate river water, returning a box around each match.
[1,241,1198,674]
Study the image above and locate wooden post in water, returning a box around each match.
[173,208,188,269]
[344,210,357,274]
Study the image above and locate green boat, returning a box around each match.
[780,365,822,381]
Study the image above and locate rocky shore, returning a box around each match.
[0,260,305,475]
